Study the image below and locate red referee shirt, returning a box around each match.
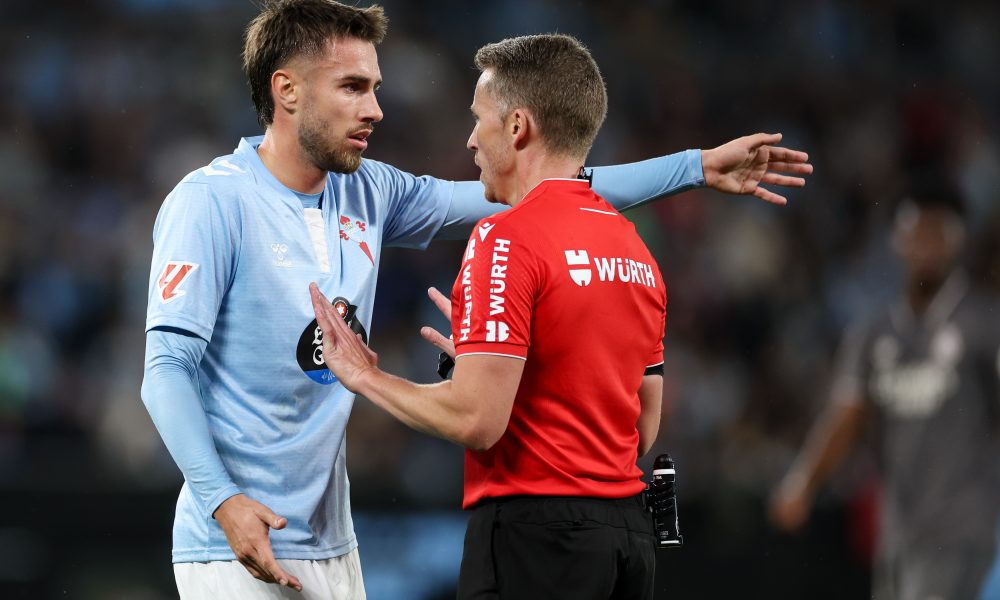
[451,179,667,509]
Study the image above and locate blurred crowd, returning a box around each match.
[1,0,998,597]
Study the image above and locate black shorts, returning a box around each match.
[457,494,656,600]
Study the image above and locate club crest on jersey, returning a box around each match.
[339,215,374,266]
[296,295,369,385]
[157,261,199,303]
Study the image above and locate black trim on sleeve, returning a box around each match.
[644,363,664,377]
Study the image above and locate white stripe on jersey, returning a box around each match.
[303,208,331,273]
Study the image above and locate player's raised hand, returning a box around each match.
[701,133,813,205]
[309,283,378,392]
[419,287,455,358]
[214,494,303,591]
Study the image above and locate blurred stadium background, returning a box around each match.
[2,0,998,597]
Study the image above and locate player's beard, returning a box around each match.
[299,111,365,174]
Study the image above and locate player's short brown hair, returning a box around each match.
[243,0,388,127]
[474,34,608,160]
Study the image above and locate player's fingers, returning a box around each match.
[252,503,287,530]
[760,173,806,187]
[427,287,452,319]
[240,551,276,583]
[744,132,782,148]
[256,545,303,591]
[753,186,788,206]
[420,326,456,357]
[240,561,266,581]
[766,161,813,175]
[767,146,809,164]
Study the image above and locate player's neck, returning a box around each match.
[506,152,584,207]
[257,127,327,195]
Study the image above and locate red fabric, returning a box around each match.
[451,180,667,508]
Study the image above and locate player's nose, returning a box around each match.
[362,92,383,123]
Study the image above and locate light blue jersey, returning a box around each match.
[143,136,704,563]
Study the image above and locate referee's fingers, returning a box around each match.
[309,283,336,334]
[421,326,456,357]
[427,287,452,319]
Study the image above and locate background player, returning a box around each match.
[310,33,803,599]
[769,180,1000,600]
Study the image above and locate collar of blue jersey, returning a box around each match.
[236,135,320,198]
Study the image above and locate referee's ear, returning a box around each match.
[509,107,535,151]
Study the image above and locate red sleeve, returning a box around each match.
[647,268,667,368]
[452,220,539,359]
[647,315,665,368]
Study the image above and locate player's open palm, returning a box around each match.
[702,132,813,205]
[214,494,303,591]
[309,283,378,392]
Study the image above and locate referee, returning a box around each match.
[312,34,808,599]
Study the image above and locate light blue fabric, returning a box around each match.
[141,329,238,516]
[141,135,704,563]
[981,526,1000,600]
[434,149,704,240]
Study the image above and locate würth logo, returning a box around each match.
[158,261,198,303]
[565,250,592,287]
[564,250,658,288]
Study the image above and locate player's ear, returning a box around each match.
[272,68,299,117]
[509,108,532,150]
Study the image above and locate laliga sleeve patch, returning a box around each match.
[296,296,369,385]
[157,262,199,303]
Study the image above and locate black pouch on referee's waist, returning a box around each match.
[645,453,683,548]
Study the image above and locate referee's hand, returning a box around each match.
[310,283,379,392]
[214,494,303,591]
[419,287,455,358]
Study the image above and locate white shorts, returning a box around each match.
[174,549,366,600]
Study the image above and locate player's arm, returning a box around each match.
[142,328,240,512]
[310,284,522,450]
[637,372,664,457]
[141,328,301,590]
[144,178,299,590]
[769,392,869,532]
[434,133,812,240]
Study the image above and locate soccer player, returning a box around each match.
[770,181,1000,600]
[312,33,809,599]
[141,1,812,597]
